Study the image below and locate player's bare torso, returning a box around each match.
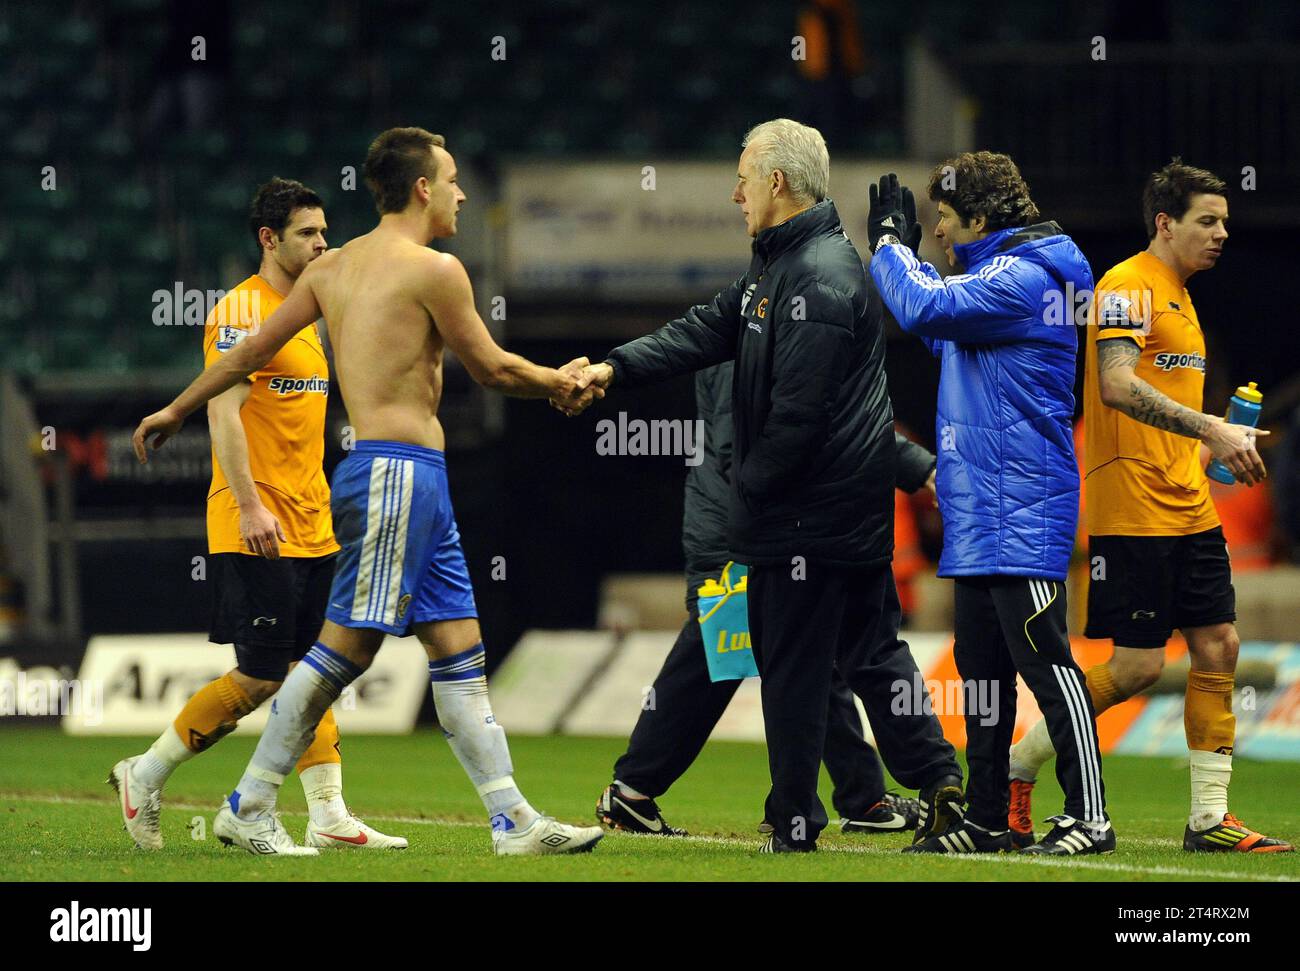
[308,231,448,450]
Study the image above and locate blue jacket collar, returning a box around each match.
[952,221,1064,271]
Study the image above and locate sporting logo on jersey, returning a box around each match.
[266,375,329,396]
[1152,352,1206,373]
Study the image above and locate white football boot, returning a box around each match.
[214,798,319,856]
[306,813,409,850]
[108,756,163,851]
[492,815,604,856]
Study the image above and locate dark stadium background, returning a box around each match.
[2,0,1299,670]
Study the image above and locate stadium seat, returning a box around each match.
[201,178,254,218]
[164,131,231,163]
[47,327,103,370]
[90,126,133,160]
[8,123,51,161]
[44,233,93,267]
[129,233,175,273]
[234,20,271,58]
[249,129,312,166]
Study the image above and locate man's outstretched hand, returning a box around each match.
[583,362,614,392]
[132,406,184,463]
[1202,414,1269,486]
[550,357,610,417]
[868,173,923,255]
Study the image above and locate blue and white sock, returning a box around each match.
[230,643,362,820]
[429,643,538,834]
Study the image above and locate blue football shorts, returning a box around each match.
[324,439,478,635]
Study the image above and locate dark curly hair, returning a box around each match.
[1142,158,1226,240]
[248,177,324,255]
[926,151,1040,232]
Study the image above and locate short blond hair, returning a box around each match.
[741,119,830,204]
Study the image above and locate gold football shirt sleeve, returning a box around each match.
[1094,270,1150,347]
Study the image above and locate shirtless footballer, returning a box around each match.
[133,127,603,856]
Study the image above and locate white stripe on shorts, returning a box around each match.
[350,457,415,627]
[350,457,389,622]
[378,459,414,626]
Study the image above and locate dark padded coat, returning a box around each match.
[684,360,936,605]
[608,200,896,569]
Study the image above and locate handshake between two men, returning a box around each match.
[550,358,615,418]
[547,171,923,421]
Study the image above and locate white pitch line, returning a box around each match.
[4,792,1296,882]
[895,851,1299,882]
[611,829,1299,881]
[0,790,485,829]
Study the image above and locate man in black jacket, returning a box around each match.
[575,119,964,852]
[595,360,959,839]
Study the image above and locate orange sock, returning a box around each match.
[173,673,254,753]
[1082,662,1124,716]
[1185,669,1236,754]
[297,707,342,772]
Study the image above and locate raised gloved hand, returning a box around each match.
[868,173,923,255]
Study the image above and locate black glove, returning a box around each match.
[899,186,924,255]
[868,173,923,255]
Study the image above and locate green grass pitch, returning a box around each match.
[1,726,1296,882]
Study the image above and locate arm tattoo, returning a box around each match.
[1124,380,1209,438]
[1097,337,1141,373]
[1096,337,1208,439]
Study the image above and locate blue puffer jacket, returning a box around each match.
[870,222,1091,580]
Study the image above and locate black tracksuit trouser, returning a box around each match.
[612,604,883,818]
[744,562,959,848]
[953,575,1107,830]
[612,570,958,827]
